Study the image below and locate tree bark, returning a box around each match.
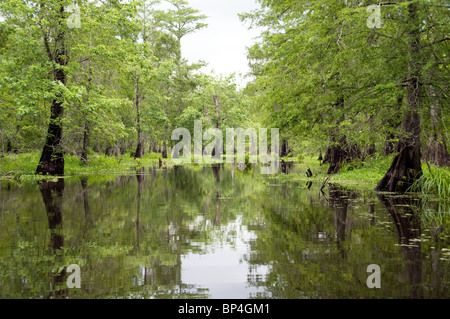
[375,3,423,192]
[382,133,396,156]
[280,139,290,157]
[81,120,90,164]
[325,137,346,174]
[323,136,361,174]
[134,75,143,159]
[80,72,92,164]
[382,96,404,156]
[36,5,66,176]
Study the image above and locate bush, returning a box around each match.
[0,152,40,175]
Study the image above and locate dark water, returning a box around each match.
[0,163,449,299]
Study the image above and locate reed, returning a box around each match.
[409,163,450,200]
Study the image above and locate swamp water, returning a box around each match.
[0,163,449,298]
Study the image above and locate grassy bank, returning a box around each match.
[274,154,450,199]
[0,151,161,180]
[1,152,449,200]
[274,154,394,190]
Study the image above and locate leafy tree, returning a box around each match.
[241,0,449,191]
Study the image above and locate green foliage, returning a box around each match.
[241,0,449,187]
[410,164,450,200]
[271,154,395,190]
[0,0,249,167]
[0,152,41,175]
[0,152,160,179]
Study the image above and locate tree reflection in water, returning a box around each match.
[328,185,356,260]
[378,195,423,299]
[38,178,67,298]
[0,164,447,298]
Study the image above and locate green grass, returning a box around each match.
[273,153,450,198]
[0,152,41,175]
[409,163,450,200]
[326,154,395,189]
[271,154,394,190]
[2,152,449,199]
[0,151,161,181]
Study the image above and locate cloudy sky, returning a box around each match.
[178,0,261,85]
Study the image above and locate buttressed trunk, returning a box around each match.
[323,136,361,174]
[375,3,423,193]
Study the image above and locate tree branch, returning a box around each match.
[38,2,53,61]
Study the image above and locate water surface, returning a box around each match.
[0,164,449,298]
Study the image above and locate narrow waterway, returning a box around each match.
[0,164,449,298]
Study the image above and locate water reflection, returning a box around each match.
[0,164,448,298]
[38,178,67,298]
[378,195,423,298]
[212,164,221,183]
[80,176,92,228]
[328,185,356,259]
[136,168,144,251]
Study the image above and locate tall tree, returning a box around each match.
[242,0,449,191]
[157,0,207,158]
[35,1,69,175]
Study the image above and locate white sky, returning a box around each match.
[178,0,261,86]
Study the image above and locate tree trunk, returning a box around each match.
[324,136,361,174]
[424,85,450,167]
[162,128,168,158]
[37,93,65,175]
[281,139,290,157]
[36,5,66,176]
[213,95,221,128]
[375,3,422,193]
[325,137,346,174]
[134,75,143,159]
[80,72,92,164]
[162,87,169,159]
[383,96,404,156]
[366,143,376,158]
[382,133,396,155]
[81,120,90,164]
